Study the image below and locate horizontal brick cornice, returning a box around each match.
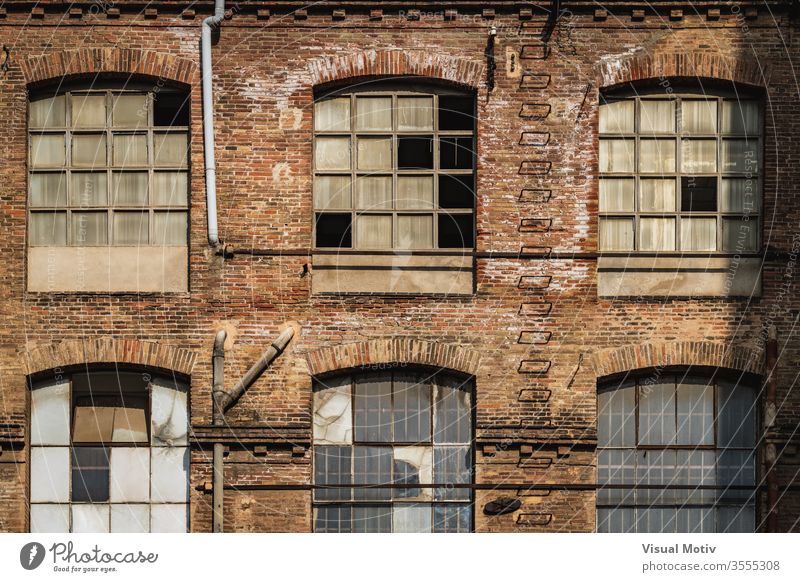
[23,338,197,377]
[589,341,764,379]
[305,339,481,377]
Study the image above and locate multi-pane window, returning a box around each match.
[28,88,189,247]
[29,370,190,533]
[313,85,476,250]
[597,373,758,533]
[599,94,760,253]
[313,370,474,532]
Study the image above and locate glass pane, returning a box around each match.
[599,178,634,212]
[637,508,677,534]
[72,405,114,442]
[315,137,350,170]
[109,447,149,503]
[393,374,432,442]
[677,450,716,505]
[397,214,433,249]
[30,96,66,128]
[150,447,189,503]
[72,95,107,127]
[352,506,391,533]
[357,137,392,170]
[314,98,350,131]
[717,506,755,533]
[71,212,108,245]
[682,100,718,134]
[113,211,149,245]
[597,508,635,533]
[72,504,110,533]
[315,213,352,248]
[717,450,756,502]
[597,449,635,505]
[434,376,471,444]
[599,100,634,133]
[30,446,70,502]
[355,214,392,249]
[398,97,433,130]
[434,446,470,501]
[721,178,757,213]
[150,504,188,533]
[398,176,433,209]
[640,100,676,134]
[393,447,433,500]
[313,376,353,445]
[152,172,188,206]
[315,505,351,533]
[72,447,110,502]
[70,173,107,206]
[433,505,471,533]
[314,446,351,501]
[722,101,759,134]
[717,381,756,448]
[355,96,392,131]
[722,218,757,252]
[112,94,148,128]
[722,139,758,173]
[640,217,676,251]
[30,173,67,207]
[31,134,66,167]
[597,383,635,447]
[314,175,351,209]
[30,380,70,446]
[393,504,432,533]
[30,504,70,533]
[354,374,392,442]
[677,379,714,445]
[353,446,392,501]
[676,507,714,533]
[150,377,189,447]
[113,172,148,206]
[29,212,66,245]
[72,134,107,167]
[640,179,676,212]
[599,218,634,251]
[680,218,716,251]
[636,449,678,505]
[681,176,717,211]
[639,380,676,445]
[111,504,150,533]
[153,211,188,245]
[599,139,634,172]
[681,139,717,173]
[355,176,392,210]
[639,139,676,173]
[153,133,187,166]
[113,134,147,166]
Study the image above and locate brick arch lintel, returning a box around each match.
[589,340,764,380]
[599,52,768,89]
[20,48,198,87]
[308,49,485,89]
[305,339,481,377]
[23,338,198,377]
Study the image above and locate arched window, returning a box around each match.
[596,371,758,532]
[29,369,190,532]
[312,369,474,532]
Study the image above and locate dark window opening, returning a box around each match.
[153,93,190,127]
[439,96,475,131]
[439,137,473,170]
[315,213,352,248]
[438,214,474,248]
[398,136,434,169]
[439,175,475,209]
[681,177,718,211]
[71,447,109,502]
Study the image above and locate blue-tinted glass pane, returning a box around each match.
[393,374,431,443]
[314,505,351,533]
[677,378,714,445]
[717,380,756,448]
[597,383,635,447]
[314,446,351,501]
[434,375,472,444]
[434,446,470,501]
[354,374,392,442]
[352,505,391,533]
[434,504,471,532]
[353,446,392,501]
[638,380,676,445]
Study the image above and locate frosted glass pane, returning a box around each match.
[597,507,635,533]
[29,212,67,245]
[721,179,757,213]
[681,139,716,173]
[723,218,757,251]
[315,137,350,170]
[640,217,676,251]
[30,504,70,533]
[599,178,634,212]
[639,382,676,445]
[72,504,110,533]
[153,212,187,245]
[682,100,717,134]
[393,505,432,533]
[150,378,189,446]
[398,97,433,130]
[640,179,676,211]
[356,214,392,248]
[313,377,352,445]
[151,447,189,503]
[31,135,65,167]
[109,447,150,502]
[112,172,148,206]
[636,450,678,505]
[113,134,148,166]
[639,139,676,173]
[112,94,148,128]
[153,133,187,166]
[152,172,188,206]
[31,380,70,445]
[70,173,107,206]
[597,384,635,447]
[30,96,66,128]
[30,173,67,207]
[30,447,69,502]
[357,137,392,170]
[72,134,107,167]
[640,100,675,133]
[722,101,759,134]
[597,449,635,505]
[681,218,716,251]
[356,176,392,209]
[722,139,758,173]
[599,100,634,133]
[676,507,714,533]
[599,218,633,251]
[398,214,433,249]
[315,98,350,131]
[151,504,188,533]
[397,176,433,209]
[314,176,351,209]
[113,212,149,245]
[111,504,150,533]
[71,212,108,245]
[355,97,392,130]
[72,95,107,127]
[599,139,634,172]
[676,380,714,446]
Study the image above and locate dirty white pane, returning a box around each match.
[597,449,635,505]
[397,176,433,209]
[315,98,350,132]
[722,218,757,252]
[112,407,148,443]
[722,139,758,173]
[72,504,110,533]
[640,178,676,212]
[72,95,107,127]
[313,377,352,445]
[682,100,718,134]
[355,214,392,249]
[70,172,108,206]
[113,134,148,166]
[30,96,66,128]
[315,137,350,170]
[681,139,716,173]
[113,211,149,245]
[29,212,67,245]
[434,376,472,444]
[30,173,67,207]
[397,214,433,249]
[153,133,188,167]
[153,212,187,245]
[72,134,107,168]
[676,379,714,446]
[599,178,634,212]
[30,379,70,445]
[639,139,676,173]
[110,504,150,533]
[397,97,433,131]
[355,176,392,210]
[72,406,115,442]
[150,503,188,533]
[721,178,757,213]
[71,212,108,245]
[597,383,635,447]
[393,504,432,533]
[30,447,69,503]
[599,100,634,133]
[599,139,634,172]
[109,447,150,503]
[638,381,676,445]
[639,217,676,251]
[640,100,675,134]
[314,175,351,209]
[30,503,70,533]
[150,447,189,503]
[357,137,392,170]
[112,94,148,128]
[152,172,188,206]
[150,378,189,446]
[599,218,633,251]
[393,447,433,500]
[112,172,148,206]
[722,100,759,134]
[355,97,392,131]
[680,218,716,251]
[31,135,65,167]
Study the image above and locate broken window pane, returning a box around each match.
[314,446,351,501]
[111,504,150,533]
[433,504,471,533]
[439,96,474,131]
[314,505,351,533]
[109,447,150,503]
[393,504,432,533]
[71,212,108,246]
[71,447,110,502]
[437,213,473,248]
[153,93,190,127]
[439,137,472,170]
[434,376,472,444]
[353,446,392,501]
[70,172,107,206]
[434,446,470,501]
[29,212,67,245]
[30,446,70,503]
[112,94,148,128]
[398,136,434,169]
[354,375,393,442]
[393,447,433,500]
[150,377,189,446]
[72,504,110,533]
[31,134,66,167]
[315,213,352,248]
[30,96,66,128]
[681,176,717,211]
[30,379,71,446]
[314,98,350,132]
[150,447,189,503]
[30,504,70,533]
[638,380,676,445]
[30,173,67,207]
[313,377,352,445]
[352,505,391,533]
[597,383,635,447]
[439,175,474,209]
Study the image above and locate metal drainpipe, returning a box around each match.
[211,330,227,533]
[765,325,779,532]
[202,0,226,246]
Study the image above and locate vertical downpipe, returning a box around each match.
[212,330,227,533]
[765,326,779,532]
